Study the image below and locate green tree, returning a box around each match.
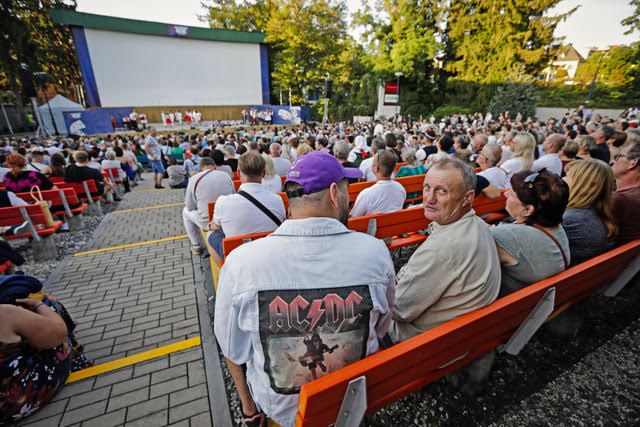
[574,45,638,87]
[446,0,574,83]
[622,0,640,35]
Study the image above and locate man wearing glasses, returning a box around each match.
[611,141,640,244]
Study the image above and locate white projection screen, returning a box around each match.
[83,28,263,107]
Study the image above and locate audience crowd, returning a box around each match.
[1,105,640,425]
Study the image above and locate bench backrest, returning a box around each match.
[15,188,82,209]
[49,176,64,183]
[348,174,425,205]
[0,203,53,227]
[295,239,640,426]
[56,180,100,201]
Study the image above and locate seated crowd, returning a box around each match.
[1,107,640,425]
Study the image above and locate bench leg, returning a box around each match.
[88,201,103,216]
[32,235,59,261]
[335,376,367,427]
[67,215,85,231]
[499,287,556,356]
[604,253,640,297]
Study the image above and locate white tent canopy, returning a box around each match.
[37,94,84,135]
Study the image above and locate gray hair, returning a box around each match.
[333,141,351,161]
[270,142,282,156]
[223,144,236,157]
[431,157,477,193]
[104,150,116,160]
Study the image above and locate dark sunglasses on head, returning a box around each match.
[524,168,546,189]
[613,153,627,161]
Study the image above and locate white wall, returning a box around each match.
[84,29,263,107]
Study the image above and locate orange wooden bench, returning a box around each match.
[0,204,64,261]
[348,175,425,206]
[393,162,407,173]
[50,176,64,183]
[15,189,89,231]
[103,167,125,197]
[56,180,103,215]
[294,239,640,426]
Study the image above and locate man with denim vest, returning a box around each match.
[214,151,396,426]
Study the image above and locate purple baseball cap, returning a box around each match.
[285,151,362,196]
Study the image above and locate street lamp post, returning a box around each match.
[394,71,403,120]
[323,73,330,124]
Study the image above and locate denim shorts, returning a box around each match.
[207,229,226,259]
[151,160,165,174]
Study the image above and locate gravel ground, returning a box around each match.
[6,203,118,284]
[210,244,640,426]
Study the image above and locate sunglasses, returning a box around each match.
[613,153,627,161]
[524,168,546,189]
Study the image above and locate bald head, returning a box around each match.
[545,133,566,154]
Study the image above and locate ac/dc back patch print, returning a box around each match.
[258,286,373,394]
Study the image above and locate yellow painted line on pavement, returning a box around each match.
[66,336,201,383]
[112,202,183,214]
[74,235,188,256]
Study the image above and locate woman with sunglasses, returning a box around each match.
[491,169,570,296]
[562,159,616,266]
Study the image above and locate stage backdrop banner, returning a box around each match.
[64,108,133,135]
[249,105,311,125]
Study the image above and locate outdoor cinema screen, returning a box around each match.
[83,28,264,107]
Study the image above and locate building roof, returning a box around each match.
[557,44,585,62]
[50,9,265,44]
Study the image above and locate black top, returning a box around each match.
[590,144,610,164]
[64,164,105,194]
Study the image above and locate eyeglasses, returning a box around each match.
[613,153,628,161]
[524,168,545,189]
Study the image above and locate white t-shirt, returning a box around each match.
[271,157,291,176]
[500,157,526,187]
[214,183,285,237]
[101,160,125,179]
[478,166,509,189]
[350,180,406,217]
[184,169,235,227]
[359,157,376,181]
[261,175,282,193]
[533,153,563,176]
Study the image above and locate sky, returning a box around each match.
[75,0,638,58]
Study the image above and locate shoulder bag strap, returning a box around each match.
[192,169,214,202]
[238,190,282,226]
[532,224,569,269]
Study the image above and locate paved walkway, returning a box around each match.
[16,177,219,427]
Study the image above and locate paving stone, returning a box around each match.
[110,375,150,397]
[80,408,126,427]
[149,376,189,399]
[144,332,174,346]
[102,325,133,339]
[169,348,203,367]
[16,398,68,424]
[187,360,207,387]
[151,363,187,385]
[94,367,134,389]
[106,387,149,412]
[189,411,213,427]
[125,396,169,422]
[114,331,144,345]
[133,357,170,377]
[61,400,108,425]
[168,397,210,424]
[51,378,95,402]
[170,383,208,407]
[18,413,63,427]
[67,386,110,410]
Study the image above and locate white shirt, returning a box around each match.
[214,183,285,238]
[350,180,406,217]
[262,175,282,193]
[271,157,291,176]
[7,191,28,206]
[533,153,563,176]
[374,123,384,137]
[214,217,395,426]
[500,157,526,187]
[359,157,376,181]
[0,167,9,182]
[101,159,125,179]
[478,166,509,189]
[184,169,235,227]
